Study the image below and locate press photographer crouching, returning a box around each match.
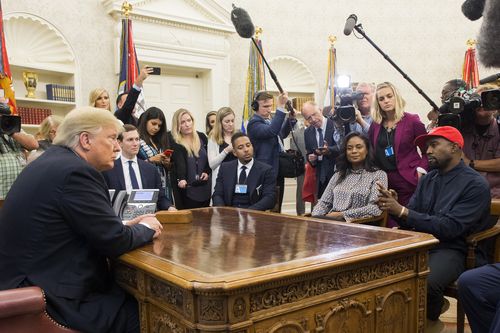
[437,81,500,197]
[0,100,38,199]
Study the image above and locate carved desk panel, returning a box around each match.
[114,207,437,333]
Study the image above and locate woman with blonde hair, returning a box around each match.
[28,115,64,163]
[169,108,211,209]
[207,107,237,195]
[88,88,111,112]
[368,82,427,227]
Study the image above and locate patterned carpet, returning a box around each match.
[439,297,472,333]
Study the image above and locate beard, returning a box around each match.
[428,155,452,170]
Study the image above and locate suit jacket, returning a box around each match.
[247,111,295,173]
[368,112,428,186]
[102,157,172,210]
[212,159,276,211]
[304,118,337,186]
[0,145,155,333]
[114,86,140,126]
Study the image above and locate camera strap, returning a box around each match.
[286,117,304,157]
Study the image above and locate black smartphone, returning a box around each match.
[150,67,161,75]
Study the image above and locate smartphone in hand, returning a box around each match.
[150,67,161,75]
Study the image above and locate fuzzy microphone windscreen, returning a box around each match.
[477,0,500,68]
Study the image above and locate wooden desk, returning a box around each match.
[115,207,437,333]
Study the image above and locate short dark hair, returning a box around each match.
[118,124,137,141]
[116,92,128,108]
[254,91,273,102]
[231,132,249,147]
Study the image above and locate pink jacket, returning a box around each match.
[368,112,428,186]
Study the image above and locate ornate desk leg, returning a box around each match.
[417,251,430,333]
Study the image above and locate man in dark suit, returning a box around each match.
[0,107,163,333]
[102,124,175,211]
[212,132,276,211]
[247,90,296,210]
[302,101,338,198]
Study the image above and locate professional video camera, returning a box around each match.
[333,88,364,123]
[0,102,21,136]
[438,88,500,129]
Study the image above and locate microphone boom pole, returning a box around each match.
[353,24,439,111]
[250,37,295,114]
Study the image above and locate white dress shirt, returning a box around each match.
[237,159,254,184]
[121,157,143,193]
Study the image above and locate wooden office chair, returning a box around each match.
[349,210,388,227]
[0,286,80,333]
[305,210,388,227]
[444,199,500,333]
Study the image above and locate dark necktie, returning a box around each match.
[239,165,247,184]
[317,127,324,148]
[128,160,139,189]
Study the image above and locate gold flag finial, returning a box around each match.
[466,39,477,49]
[328,35,337,46]
[254,27,263,39]
[122,1,132,18]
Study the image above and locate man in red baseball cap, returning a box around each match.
[377,125,494,329]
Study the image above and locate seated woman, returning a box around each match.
[312,132,387,221]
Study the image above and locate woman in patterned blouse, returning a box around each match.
[312,132,388,221]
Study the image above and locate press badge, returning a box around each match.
[235,184,248,194]
[385,146,394,157]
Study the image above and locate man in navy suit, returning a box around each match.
[212,132,276,211]
[102,124,175,211]
[302,101,338,198]
[247,91,296,210]
[0,107,163,333]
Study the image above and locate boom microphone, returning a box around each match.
[479,73,500,84]
[461,0,485,21]
[343,14,358,36]
[231,5,255,38]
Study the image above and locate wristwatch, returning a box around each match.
[469,160,475,169]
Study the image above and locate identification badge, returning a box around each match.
[385,146,394,157]
[234,184,248,194]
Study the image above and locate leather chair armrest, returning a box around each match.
[0,287,45,319]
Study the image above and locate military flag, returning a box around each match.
[0,0,16,115]
[241,28,266,133]
[323,36,337,109]
[462,39,480,90]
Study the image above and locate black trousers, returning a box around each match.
[427,248,465,320]
[109,294,140,333]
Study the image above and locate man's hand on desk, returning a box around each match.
[126,214,163,238]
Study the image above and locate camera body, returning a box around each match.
[333,88,363,123]
[0,102,21,136]
[437,88,500,129]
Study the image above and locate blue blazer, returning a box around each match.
[247,111,295,173]
[304,118,337,185]
[0,145,154,332]
[102,157,172,210]
[212,159,276,211]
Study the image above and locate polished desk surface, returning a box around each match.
[120,207,437,291]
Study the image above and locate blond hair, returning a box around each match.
[88,88,111,112]
[209,107,236,145]
[171,108,201,157]
[371,82,406,124]
[476,83,499,93]
[36,115,64,141]
[53,107,122,149]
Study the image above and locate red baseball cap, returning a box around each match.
[414,126,464,151]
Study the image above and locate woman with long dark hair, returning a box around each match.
[312,132,387,221]
[137,107,173,203]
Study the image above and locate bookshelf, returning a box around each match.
[4,14,78,135]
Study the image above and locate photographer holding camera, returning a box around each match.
[460,83,500,198]
[0,100,38,199]
[331,83,373,149]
